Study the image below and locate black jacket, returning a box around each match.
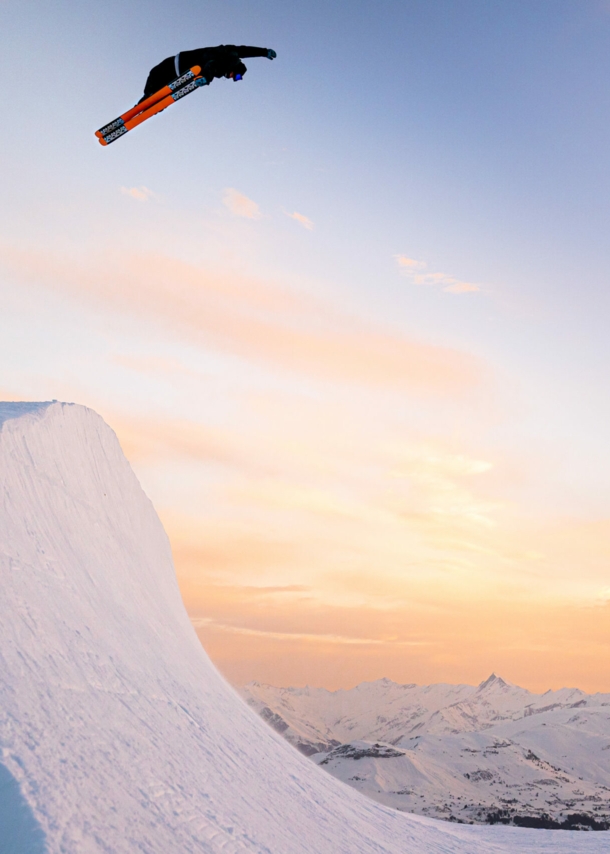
[142,45,270,99]
[179,45,269,72]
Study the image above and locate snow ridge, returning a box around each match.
[0,402,606,852]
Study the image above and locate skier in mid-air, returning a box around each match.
[140,44,277,101]
[96,43,277,145]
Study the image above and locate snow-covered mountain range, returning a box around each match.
[241,674,610,828]
[1,401,607,852]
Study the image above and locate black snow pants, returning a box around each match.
[140,56,178,101]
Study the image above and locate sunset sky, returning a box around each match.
[2,0,610,692]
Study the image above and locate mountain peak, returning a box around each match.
[477,673,508,691]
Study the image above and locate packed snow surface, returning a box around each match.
[0,401,607,853]
[242,677,610,827]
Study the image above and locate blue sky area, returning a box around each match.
[2,1,610,689]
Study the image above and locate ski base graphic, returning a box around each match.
[96,66,207,146]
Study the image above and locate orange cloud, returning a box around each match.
[172,533,300,579]
[395,254,481,294]
[187,577,610,692]
[121,186,157,202]
[4,374,606,693]
[222,188,262,219]
[285,211,314,230]
[107,411,242,467]
[0,244,484,396]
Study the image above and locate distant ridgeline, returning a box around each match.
[241,674,610,829]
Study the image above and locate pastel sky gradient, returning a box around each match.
[2,0,610,691]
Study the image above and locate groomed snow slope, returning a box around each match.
[0,401,606,854]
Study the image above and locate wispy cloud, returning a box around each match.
[13,369,609,692]
[395,255,481,294]
[387,443,499,529]
[0,244,484,396]
[190,617,406,646]
[223,188,262,219]
[120,186,157,202]
[595,587,610,605]
[187,571,610,691]
[108,411,242,467]
[285,211,314,230]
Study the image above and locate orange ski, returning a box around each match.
[96,66,204,145]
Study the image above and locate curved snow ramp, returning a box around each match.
[0,402,604,854]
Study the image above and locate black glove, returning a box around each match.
[267,49,277,59]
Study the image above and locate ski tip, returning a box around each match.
[97,125,129,145]
[96,118,126,138]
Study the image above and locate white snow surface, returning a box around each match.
[0,401,607,853]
